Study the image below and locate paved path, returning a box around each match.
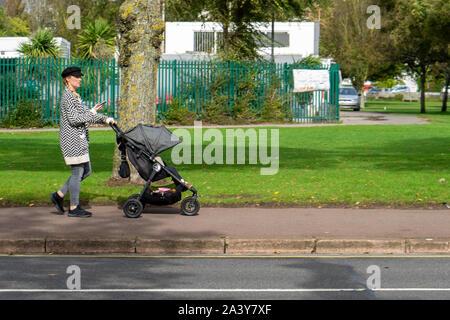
[0,206,448,240]
[339,111,428,126]
[0,111,428,133]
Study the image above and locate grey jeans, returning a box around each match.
[59,162,92,207]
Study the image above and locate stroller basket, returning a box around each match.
[143,187,182,205]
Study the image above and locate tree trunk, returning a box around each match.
[442,71,449,113]
[351,76,364,110]
[220,2,231,57]
[420,65,427,114]
[271,11,275,63]
[359,87,365,109]
[222,21,230,53]
[111,0,164,183]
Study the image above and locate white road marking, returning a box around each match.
[1,288,450,293]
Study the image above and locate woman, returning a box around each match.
[50,66,115,218]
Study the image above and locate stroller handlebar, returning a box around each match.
[109,122,122,135]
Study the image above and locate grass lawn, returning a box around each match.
[365,98,444,113]
[364,99,449,125]
[0,103,448,208]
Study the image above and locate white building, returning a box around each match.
[162,22,320,63]
[0,37,71,59]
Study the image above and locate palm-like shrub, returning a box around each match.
[77,19,116,59]
[18,29,60,58]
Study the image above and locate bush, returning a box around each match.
[230,70,260,123]
[162,98,197,125]
[393,94,404,101]
[232,98,259,124]
[0,100,51,128]
[200,95,233,124]
[260,84,291,123]
[261,95,289,123]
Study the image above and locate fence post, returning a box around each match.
[172,60,177,103]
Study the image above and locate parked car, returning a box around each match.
[368,86,382,93]
[367,86,383,96]
[339,87,360,111]
[391,85,410,93]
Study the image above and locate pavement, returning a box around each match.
[0,205,449,255]
[0,110,429,132]
[338,110,429,126]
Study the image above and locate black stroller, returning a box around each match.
[110,123,199,218]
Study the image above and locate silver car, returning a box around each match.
[339,87,360,111]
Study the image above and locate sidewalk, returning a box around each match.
[0,206,448,255]
[0,111,429,133]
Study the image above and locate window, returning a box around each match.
[193,30,290,52]
[257,32,290,48]
[340,88,357,95]
[194,32,215,53]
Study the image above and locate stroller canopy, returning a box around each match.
[123,124,182,155]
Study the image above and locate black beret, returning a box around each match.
[61,66,84,78]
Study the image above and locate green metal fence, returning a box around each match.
[0,57,119,123]
[157,60,340,123]
[0,58,339,124]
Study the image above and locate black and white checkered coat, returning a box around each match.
[59,88,108,165]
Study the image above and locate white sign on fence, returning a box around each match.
[293,69,330,92]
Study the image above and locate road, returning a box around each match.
[1,255,450,300]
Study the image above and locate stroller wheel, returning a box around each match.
[180,197,200,216]
[123,198,144,218]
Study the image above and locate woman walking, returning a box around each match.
[50,66,115,218]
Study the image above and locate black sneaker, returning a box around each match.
[68,206,92,218]
[50,192,65,215]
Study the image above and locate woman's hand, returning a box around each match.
[106,118,116,125]
[93,102,105,112]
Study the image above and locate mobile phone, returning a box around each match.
[96,101,106,109]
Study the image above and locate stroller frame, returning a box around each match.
[110,123,199,218]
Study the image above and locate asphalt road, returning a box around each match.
[1,255,450,301]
